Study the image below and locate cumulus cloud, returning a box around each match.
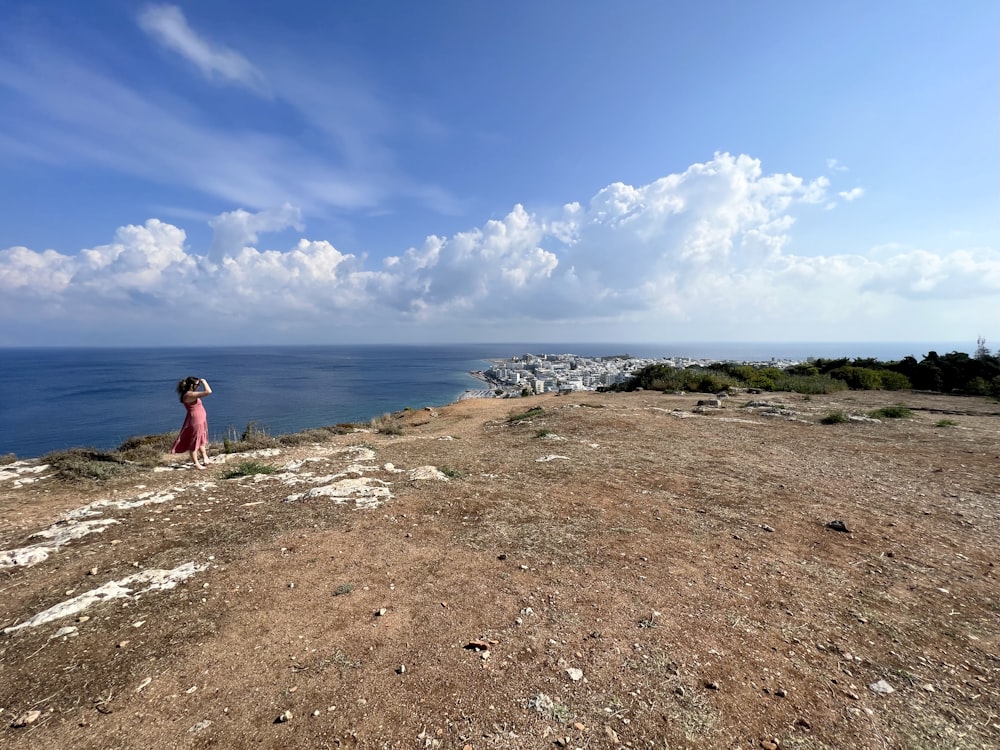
[138,4,268,94]
[209,203,304,260]
[1,154,996,344]
[839,187,865,201]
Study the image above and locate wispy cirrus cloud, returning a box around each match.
[137,4,268,94]
[839,187,865,201]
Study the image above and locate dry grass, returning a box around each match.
[1,389,997,749]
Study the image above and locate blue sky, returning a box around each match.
[0,0,997,347]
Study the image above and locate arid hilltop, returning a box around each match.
[1,389,997,750]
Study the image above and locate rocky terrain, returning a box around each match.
[1,389,997,750]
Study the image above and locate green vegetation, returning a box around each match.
[507,406,546,423]
[41,448,133,480]
[935,419,959,427]
[41,432,178,480]
[333,582,355,596]
[222,460,277,479]
[820,410,850,425]
[438,466,461,478]
[534,429,552,438]
[869,404,913,419]
[618,341,1000,398]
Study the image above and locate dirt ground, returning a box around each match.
[1,389,997,750]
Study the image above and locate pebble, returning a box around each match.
[276,710,292,723]
[705,681,720,690]
[11,710,41,728]
[869,679,895,695]
[565,667,584,681]
[760,741,778,750]
[826,519,850,533]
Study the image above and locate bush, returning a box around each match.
[935,419,958,427]
[820,410,849,425]
[869,404,912,419]
[222,460,277,479]
[507,406,545,423]
[41,448,132,481]
[116,433,177,465]
[370,413,402,435]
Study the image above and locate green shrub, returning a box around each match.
[820,410,849,425]
[116,433,176,465]
[41,448,132,481]
[507,406,545,423]
[222,460,277,479]
[438,466,461,478]
[869,404,912,419]
[935,419,958,427]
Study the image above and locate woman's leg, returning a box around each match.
[190,449,204,469]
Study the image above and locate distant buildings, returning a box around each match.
[478,352,801,396]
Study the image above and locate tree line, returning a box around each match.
[617,341,1000,397]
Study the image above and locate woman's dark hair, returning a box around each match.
[176,376,200,401]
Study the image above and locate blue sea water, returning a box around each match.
[0,341,964,459]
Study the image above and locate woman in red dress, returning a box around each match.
[170,376,213,469]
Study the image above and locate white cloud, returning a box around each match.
[1,154,996,345]
[839,187,865,201]
[138,4,268,94]
[209,203,304,260]
[826,158,849,172]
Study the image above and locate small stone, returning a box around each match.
[275,710,293,723]
[705,681,720,690]
[760,524,775,532]
[794,717,812,730]
[826,519,850,533]
[573,721,586,731]
[869,679,895,695]
[88,567,99,576]
[188,720,212,733]
[775,688,787,698]
[375,608,387,617]
[566,667,584,681]
[11,710,42,728]
[396,664,406,674]
[117,640,130,649]
[921,683,935,692]
[313,710,321,717]
[761,741,778,750]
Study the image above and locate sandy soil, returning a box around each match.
[1,389,997,750]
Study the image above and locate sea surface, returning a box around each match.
[0,342,963,459]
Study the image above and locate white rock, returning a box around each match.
[869,679,895,695]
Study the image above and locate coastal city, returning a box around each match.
[464,352,799,399]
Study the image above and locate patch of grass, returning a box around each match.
[41,448,133,481]
[534,429,552,438]
[225,421,279,452]
[0,453,17,466]
[869,404,912,419]
[820,410,850,425]
[935,418,959,427]
[333,582,355,596]
[116,433,176,465]
[438,466,461,479]
[222,460,277,479]
[507,406,545,423]
[370,412,403,435]
[278,425,349,446]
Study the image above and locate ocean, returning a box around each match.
[0,342,964,459]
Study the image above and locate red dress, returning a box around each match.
[171,398,208,453]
